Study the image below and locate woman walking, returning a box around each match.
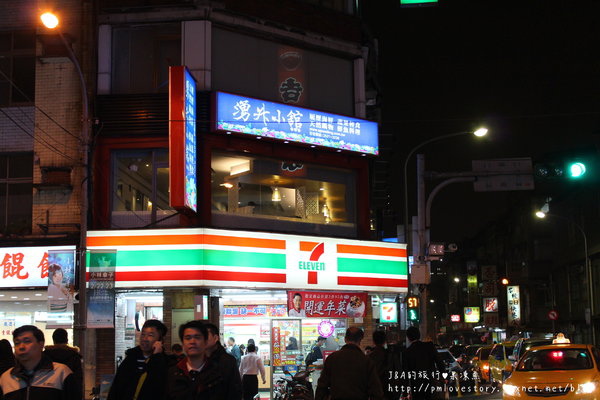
[239,343,266,400]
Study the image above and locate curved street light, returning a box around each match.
[402,127,488,265]
[40,9,91,372]
[535,209,595,345]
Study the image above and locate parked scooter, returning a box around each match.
[273,368,314,400]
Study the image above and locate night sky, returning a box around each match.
[363,0,600,241]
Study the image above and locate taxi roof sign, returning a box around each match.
[552,333,570,344]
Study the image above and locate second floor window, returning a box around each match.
[0,153,33,235]
[112,24,181,94]
[0,31,36,106]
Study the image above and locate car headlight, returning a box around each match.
[576,381,597,394]
[503,384,519,396]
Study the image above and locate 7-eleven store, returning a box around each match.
[87,227,407,394]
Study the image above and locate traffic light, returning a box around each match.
[407,295,420,322]
[534,160,589,180]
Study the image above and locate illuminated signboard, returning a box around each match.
[464,307,480,323]
[507,285,521,325]
[379,302,398,323]
[450,314,461,322]
[214,92,379,155]
[0,246,75,287]
[169,66,197,212]
[483,297,498,313]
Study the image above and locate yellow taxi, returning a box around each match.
[472,344,493,383]
[503,336,600,400]
[489,340,516,385]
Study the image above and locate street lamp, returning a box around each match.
[402,127,488,271]
[535,207,595,345]
[40,9,90,367]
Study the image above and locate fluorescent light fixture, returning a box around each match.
[271,187,282,202]
[230,161,251,176]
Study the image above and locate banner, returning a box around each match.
[223,304,287,318]
[47,250,76,328]
[287,291,367,318]
[507,285,521,326]
[87,250,117,328]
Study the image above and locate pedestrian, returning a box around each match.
[167,343,185,368]
[305,336,327,367]
[286,336,298,350]
[107,319,168,400]
[368,330,402,400]
[239,343,266,400]
[402,326,445,400]
[43,328,83,396]
[166,320,243,400]
[239,344,246,355]
[0,339,15,376]
[315,327,384,400]
[226,337,242,367]
[0,325,79,400]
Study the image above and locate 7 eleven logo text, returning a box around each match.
[299,242,325,284]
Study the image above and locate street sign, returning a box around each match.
[472,158,535,192]
[548,310,559,320]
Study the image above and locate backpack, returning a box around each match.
[305,347,317,366]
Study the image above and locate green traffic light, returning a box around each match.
[408,309,420,322]
[568,162,586,178]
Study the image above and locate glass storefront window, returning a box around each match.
[111,149,176,228]
[0,290,72,345]
[211,151,356,236]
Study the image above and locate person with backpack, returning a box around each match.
[305,336,327,367]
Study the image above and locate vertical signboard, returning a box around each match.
[278,46,305,105]
[272,327,282,367]
[87,250,117,328]
[507,285,521,326]
[169,66,197,212]
[47,250,76,328]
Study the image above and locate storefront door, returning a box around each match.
[271,319,302,398]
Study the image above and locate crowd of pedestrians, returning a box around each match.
[0,321,443,400]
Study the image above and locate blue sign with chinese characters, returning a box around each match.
[184,69,197,211]
[215,92,378,155]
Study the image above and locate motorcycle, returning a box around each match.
[273,368,314,400]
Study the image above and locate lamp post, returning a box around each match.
[536,210,595,345]
[403,128,487,263]
[41,9,90,369]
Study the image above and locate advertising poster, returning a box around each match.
[87,250,117,328]
[272,327,281,367]
[278,46,305,105]
[287,291,367,318]
[47,249,76,328]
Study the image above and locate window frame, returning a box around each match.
[0,30,36,107]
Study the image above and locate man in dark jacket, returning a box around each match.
[0,325,79,400]
[108,319,168,400]
[368,330,402,400]
[166,320,242,400]
[315,327,384,400]
[402,326,445,400]
[43,328,83,396]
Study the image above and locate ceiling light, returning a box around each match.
[220,182,234,189]
[272,187,282,202]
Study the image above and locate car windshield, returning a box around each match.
[517,348,593,371]
[438,351,456,363]
[466,346,480,357]
[524,340,553,353]
[480,348,491,360]
[505,346,514,355]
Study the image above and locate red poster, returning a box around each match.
[272,327,281,367]
[287,291,367,318]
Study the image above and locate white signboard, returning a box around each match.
[0,246,76,287]
[507,285,521,325]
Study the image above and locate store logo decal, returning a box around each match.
[298,242,325,271]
